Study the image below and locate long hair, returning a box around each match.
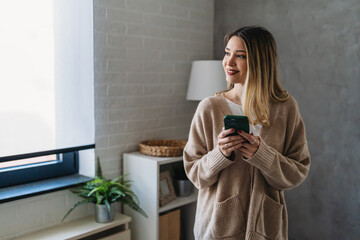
[219,26,289,126]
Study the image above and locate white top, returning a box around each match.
[225,98,262,136]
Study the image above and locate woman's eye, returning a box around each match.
[224,51,230,56]
[237,55,246,59]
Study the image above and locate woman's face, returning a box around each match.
[222,36,248,85]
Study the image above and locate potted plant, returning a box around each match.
[172,162,193,197]
[62,157,147,223]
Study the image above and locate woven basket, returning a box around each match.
[139,139,187,157]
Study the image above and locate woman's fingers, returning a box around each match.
[220,140,245,157]
[237,146,252,159]
[237,143,259,158]
[219,144,232,157]
[238,130,259,145]
[218,129,244,145]
[237,130,252,142]
[218,128,261,159]
[218,135,245,144]
[218,128,235,139]
[224,138,246,148]
[218,136,245,157]
[236,131,261,159]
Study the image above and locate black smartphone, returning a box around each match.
[223,115,250,136]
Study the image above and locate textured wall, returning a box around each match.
[94,0,214,178]
[214,0,360,239]
[0,1,214,239]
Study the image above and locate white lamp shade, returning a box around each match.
[186,60,227,101]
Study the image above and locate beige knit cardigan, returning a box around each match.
[183,94,310,240]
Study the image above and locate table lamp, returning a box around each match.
[186,60,227,101]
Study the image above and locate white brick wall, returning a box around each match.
[94,0,214,179]
[0,0,214,239]
[0,190,94,239]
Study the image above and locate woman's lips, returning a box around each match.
[226,69,239,75]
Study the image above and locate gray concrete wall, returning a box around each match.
[214,0,360,239]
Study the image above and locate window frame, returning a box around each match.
[0,144,95,189]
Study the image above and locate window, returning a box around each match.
[0,153,77,188]
[0,0,94,192]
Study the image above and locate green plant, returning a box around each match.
[62,157,147,222]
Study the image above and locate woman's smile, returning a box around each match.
[226,68,240,75]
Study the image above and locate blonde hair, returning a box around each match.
[218,26,289,126]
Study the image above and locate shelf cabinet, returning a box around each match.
[123,152,197,240]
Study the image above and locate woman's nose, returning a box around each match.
[227,55,235,66]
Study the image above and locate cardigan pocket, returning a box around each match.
[256,194,284,240]
[210,194,245,238]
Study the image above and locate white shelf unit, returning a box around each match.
[123,152,197,240]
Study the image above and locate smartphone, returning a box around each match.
[223,115,250,136]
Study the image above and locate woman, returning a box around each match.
[183,26,310,240]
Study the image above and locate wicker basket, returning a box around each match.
[139,139,187,157]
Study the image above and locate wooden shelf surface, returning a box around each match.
[16,213,131,240]
[159,191,198,213]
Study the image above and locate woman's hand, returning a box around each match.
[218,128,246,157]
[237,130,261,159]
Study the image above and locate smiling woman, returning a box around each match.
[0,0,95,194]
[183,26,310,240]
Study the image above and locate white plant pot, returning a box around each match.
[94,203,114,223]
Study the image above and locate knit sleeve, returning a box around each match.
[183,99,234,190]
[245,99,311,190]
